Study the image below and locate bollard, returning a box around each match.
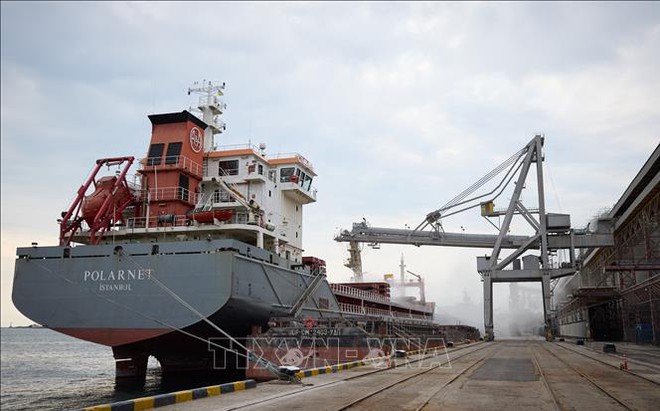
[623,353,628,370]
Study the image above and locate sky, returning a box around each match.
[2,2,659,333]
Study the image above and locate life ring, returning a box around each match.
[304,318,316,330]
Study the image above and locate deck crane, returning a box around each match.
[398,254,426,304]
[404,271,426,305]
[335,135,614,341]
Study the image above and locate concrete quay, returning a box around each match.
[153,339,660,411]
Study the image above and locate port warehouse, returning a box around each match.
[554,145,659,344]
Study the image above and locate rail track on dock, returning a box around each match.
[153,340,660,411]
[535,342,659,411]
[553,342,660,385]
[410,351,494,411]
[226,342,491,411]
[530,349,562,411]
[336,343,496,410]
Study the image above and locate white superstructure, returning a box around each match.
[198,144,317,263]
[72,82,317,265]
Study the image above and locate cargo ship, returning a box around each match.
[12,81,478,381]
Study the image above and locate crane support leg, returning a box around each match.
[483,273,494,341]
[541,273,553,341]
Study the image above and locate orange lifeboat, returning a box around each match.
[81,176,135,226]
[190,209,234,223]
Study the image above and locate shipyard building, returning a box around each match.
[554,145,659,345]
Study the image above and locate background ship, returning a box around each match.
[12,81,478,382]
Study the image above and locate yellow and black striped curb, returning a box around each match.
[78,379,256,411]
[294,346,445,379]
[294,359,371,378]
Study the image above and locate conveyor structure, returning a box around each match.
[336,135,615,341]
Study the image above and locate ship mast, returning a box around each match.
[187,80,227,151]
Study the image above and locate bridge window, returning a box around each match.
[165,142,182,165]
[303,174,313,191]
[219,160,239,176]
[147,143,165,166]
[280,167,295,182]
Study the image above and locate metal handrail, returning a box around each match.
[136,187,199,205]
[141,155,204,178]
[125,214,190,229]
[331,284,433,314]
[270,152,314,171]
[338,303,428,320]
[198,95,226,111]
[330,283,390,304]
[215,143,262,152]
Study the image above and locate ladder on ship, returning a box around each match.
[392,324,424,350]
[289,270,327,317]
[195,191,215,212]
[194,169,262,215]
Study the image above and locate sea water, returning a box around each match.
[1,328,240,410]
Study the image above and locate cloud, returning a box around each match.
[522,26,660,139]
[2,2,659,328]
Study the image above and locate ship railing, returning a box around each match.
[338,303,387,318]
[330,283,391,305]
[390,310,428,321]
[215,143,263,153]
[208,145,314,172]
[338,303,366,316]
[198,95,226,112]
[365,306,393,318]
[124,209,249,229]
[331,284,433,314]
[77,210,203,233]
[338,303,429,321]
[209,117,226,132]
[137,186,199,205]
[125,214,190,229]
[124,173,142,190]
[378,308,427,320]
[140,155,204,178]
[270,152,315,172]
[201,160,240,178]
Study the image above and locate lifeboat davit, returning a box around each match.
[190,209,234,223]
[81,176,135,226]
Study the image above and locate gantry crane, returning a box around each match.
[335,135,614,341]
